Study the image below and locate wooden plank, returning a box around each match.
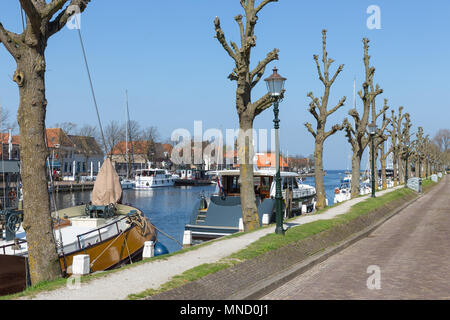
[0,255,27,296]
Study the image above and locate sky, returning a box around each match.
[0,0,449,170]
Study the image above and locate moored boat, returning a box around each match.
[183,169,316,245]
[133,168,178,189]
[1,159,165,296]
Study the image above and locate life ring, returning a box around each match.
[8,190,17,201]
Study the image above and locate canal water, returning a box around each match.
[52,170,346,254]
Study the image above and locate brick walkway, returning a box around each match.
[262,176,450,300]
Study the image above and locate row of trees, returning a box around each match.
[305,31,449,209]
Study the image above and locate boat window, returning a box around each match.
[223,176,240,194]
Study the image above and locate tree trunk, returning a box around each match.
[392,154,398,187]
[398,155,404,184]
[16,48,61,284]
[351,151,361,198]
[314,141,326,209]
[238,116,259,231]
[380,144,387,190]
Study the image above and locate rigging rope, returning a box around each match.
[74,14,108,154]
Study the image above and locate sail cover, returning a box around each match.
[91,158,122,206]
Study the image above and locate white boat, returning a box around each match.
[333,172,371,204]
[120,178,135,189]
[133,169,178,189]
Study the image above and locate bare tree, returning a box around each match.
[52,121,77,134]
[343,38,383,198]
[104,120,124,159]
[0,0,92,284]
[375,103,391,189]
[304,29,346,209]
[214,0,281,231]
[141,126,159,168]
[433,129,450,152]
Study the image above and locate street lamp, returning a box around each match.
[265,67,287,235]
[368,122,377,198]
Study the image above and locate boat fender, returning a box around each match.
[8,189,17,201]
[334,188,340,194]
[154,242,169,256]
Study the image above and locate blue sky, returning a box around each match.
[0,0,449,170]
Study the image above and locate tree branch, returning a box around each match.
[48,0,91,38]
[325,123,344,139]
[19,0,44,34]
[250,48,279,87]
[304,122,317,138]
[253,90,284,117]
[0,22,21,58]
[313,54,325,85]
[213,17,238,63]
[327,96,346,116]
[255,0,278,14]
[329,64,344,86]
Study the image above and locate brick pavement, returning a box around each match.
[262,176,450,300]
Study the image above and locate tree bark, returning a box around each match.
[314,141,326,208]
[238,116,259,231]
[351,151,362,197]
[16,48,61,283]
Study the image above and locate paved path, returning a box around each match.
[24,185,405,300]
[262,176,450,300]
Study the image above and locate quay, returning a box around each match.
[17,176,446,300]
[174,179,214,186]
[48,181,95,193]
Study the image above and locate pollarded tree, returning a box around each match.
[304,29,346,210]
[371,99,390,190]
[214,0,282,231]
[342,38,383,198]
[0,0,92,284]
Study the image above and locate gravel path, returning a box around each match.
[24,185,405,300]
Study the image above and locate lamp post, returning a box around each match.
[265,67,287,235]
[368,122,377,198]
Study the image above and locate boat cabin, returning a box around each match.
[135,169,167,177]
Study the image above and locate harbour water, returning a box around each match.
[52,170,346,254]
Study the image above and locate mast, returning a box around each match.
[125,90,130,179]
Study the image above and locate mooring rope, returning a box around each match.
[152,224,183,247]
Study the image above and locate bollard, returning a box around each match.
[301,204,307,214]
[182,230,192,247]
[262,214,270,225]
[72,254,90,275]
[238,218,244,232]
[142,241,154,259]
